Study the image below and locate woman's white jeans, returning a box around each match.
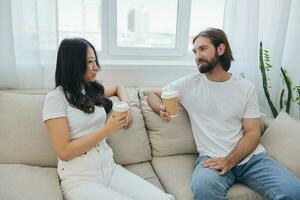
[57,141,175,200]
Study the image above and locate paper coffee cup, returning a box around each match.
[112,102,129,116]
[161,90,179,118]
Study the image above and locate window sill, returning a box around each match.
[100,59,196,70]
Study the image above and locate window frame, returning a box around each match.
[57,0,224,63]
[104,0,192,57]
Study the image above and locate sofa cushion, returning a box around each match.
[139,89,197,157]
[0,92,57,167]
[124,87,141,108]
[107,88,151,165]
[227,184,264,200]
[261,111,300,178]
[124,161,165,191]
[0,164,63,200]
[151,155,264,200]
[151,155,196,200]
[261,115,274,133]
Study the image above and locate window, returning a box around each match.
[107,0,190,56]
[58,0,102,50]
[116,0,178,48]
[57,0,225,60]
[188,0,225,51]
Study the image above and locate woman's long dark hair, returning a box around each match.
[55,38,112,114]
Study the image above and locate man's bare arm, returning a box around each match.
[147,90,163,114]
[202,118,261,175]
[226,118,261,166]
[147,90,172,121]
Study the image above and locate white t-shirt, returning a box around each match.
[163,73,265,165]
[42,86,107,140]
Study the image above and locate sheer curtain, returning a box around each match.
[0,0,58,89]
[281,0,300,118]
[224,0,300,118]
[0,0,18,88]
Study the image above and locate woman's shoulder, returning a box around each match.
[44,86,66,104]
[42,86,67,121]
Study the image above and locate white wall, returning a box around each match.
[99,64,197,87]
[39,62,197,89]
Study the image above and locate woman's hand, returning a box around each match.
[104,112,128,135]
[124,110,133,129]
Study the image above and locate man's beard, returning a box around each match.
[197,54,220,73]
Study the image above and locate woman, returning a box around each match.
[43,38,175,200]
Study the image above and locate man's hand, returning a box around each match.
[159,105,172,122]
[202,157,235,176]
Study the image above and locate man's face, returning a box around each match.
[192,36,220,73]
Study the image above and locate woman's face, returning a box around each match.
[84,47,99,82]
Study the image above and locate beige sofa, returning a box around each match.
[0,87,299,200]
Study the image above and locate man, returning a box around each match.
[147,28,300,200]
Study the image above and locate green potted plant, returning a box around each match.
[259,41,293,118]
[295,84,300,119]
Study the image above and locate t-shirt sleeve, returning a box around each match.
[42,91,67,122]
[243,84,260,118]
[162,76,187,102]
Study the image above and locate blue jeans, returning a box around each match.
[191,153,300,200]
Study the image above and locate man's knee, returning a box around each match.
[191,169,227,198]
[281,186,300,200]
[271,181,300,200]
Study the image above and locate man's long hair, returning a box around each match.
[193,28,234,71]
[55,38,112,114]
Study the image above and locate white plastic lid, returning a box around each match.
[161,90,178,99]
[113,102,129,112]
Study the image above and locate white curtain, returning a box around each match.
[0,0,18,88]
[0,0,57,89]
[224,0,300,118]
[281,0,300,118]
